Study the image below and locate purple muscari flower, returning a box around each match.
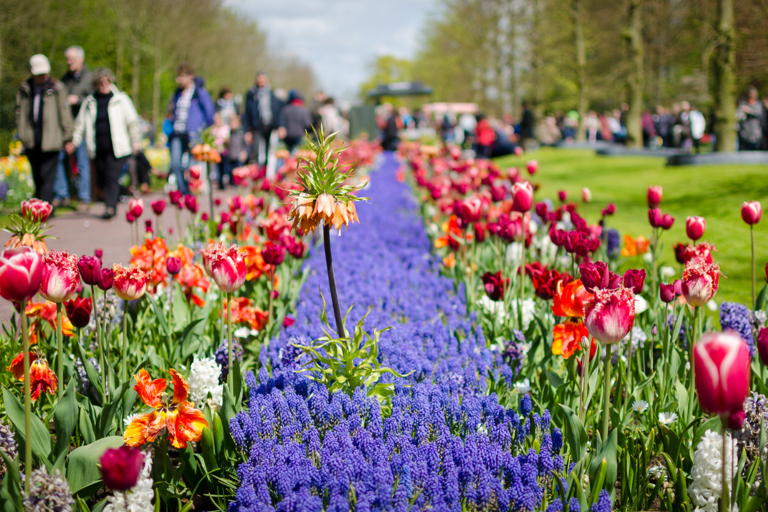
[720,301,756,356]
[569,497,582,512]
[521,394,533,417]
[552,427,563,452]
[668,313,687,349]
[215,339,243,383]
[606,228,620,259]
[547,501,564,512]
[0,182,8,202]
[591,490,612,512]
[502,330,526,377]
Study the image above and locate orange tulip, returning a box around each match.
[29,359,58,400]
[552,279,593,318]
[621,235,651,257]
[124,369,208,449]
[7,351,36,380]
[552,319,590,359]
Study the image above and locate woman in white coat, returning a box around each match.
[66,67,141,219]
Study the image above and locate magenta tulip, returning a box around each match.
[78,255,102,286]
[98,268,114,291]
[0,248,43,303]
[511,181,534,213]
[660,214,675,230]
[757,327,768,367]
[169,190,183,208]
[184,194,199,214]
[40,250,79,303]
[151,199,167,216]
[456,196,483,224]
[648,208,663,228]
[585,287,635,345]
[94,249,103,260]
[208,244,246,293]
[126,211,135,223]
[604,203,616,216]
[100,446,145,492]
[741,201,762,225]
[659,282,677,303]
[579,261,621,293]
[166,257,182,276]
[681,259,720,307]
[622,268,646,295]
[526,160,538,175]
[128,198,144,218]
[685,216,706,241]
[694,331,751,416]
[582,187,592,203]
[558,190,568,202]
[21,198,53,223]
[262,244,287,267]
[647,186,663,208]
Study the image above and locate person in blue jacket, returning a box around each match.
[168,63,215,194]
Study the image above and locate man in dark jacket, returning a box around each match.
[520,102,535,150]
[278,90,312,154]
[242,71,282,167]
[168,63,215,195]
[17,55,74,204]
[54,45,94,209]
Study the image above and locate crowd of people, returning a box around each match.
[15,50,348,219]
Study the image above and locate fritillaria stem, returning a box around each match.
[602,343,612,441]
[21,307,31,490]
[323,224,346,338]
[56,302,63,400]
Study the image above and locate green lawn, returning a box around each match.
[496,148,768,307]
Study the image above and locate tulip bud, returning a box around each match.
[262,244,287,266]
[757,327,768,366]
[145,220,153,234]
[686,216,706,242]
[166,257,182,276]
[100,446,145,492]
[604,203,616,216]
[659,282,676,303]
[741,201,762,225]
[648,208,663,228]
[214,198,222,207]
[94,249,103,260]
[582,187,592,203]
[526,160,538,175]
[660,214,675,230]
[694,331,751,416]
[65,296,92,328]
[0,248,43,303]
[78,255,102,286]
[558,190,568,202]
[535,202,549,219]
[728,410,746,430]
[647,186,663,208]
[511,181,534,213]
[681,259,720,307]
[585,287,636,344]
[201,213,209,222]
[651,324,658,336]
[98,268,114,291]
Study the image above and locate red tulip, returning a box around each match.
[184,194,198,214]
[685,216,706,242]
[0,247,43,303]
[582,187,592,203]
[511,181,534,213]
[757,327,768,366]
[659,282,677,303]
[64,296,92,328]
[166,257,182,276]
[208,244,246,293]
[681,259,720,307]
[78,255,102,286]
[660,214,675,230]
[558,190,568,202]
[40,250,79,303]
[144,220,153,234]
[189,165,202,180]
[112,264,150,301]
[100,446,145,491]
[741,201,762,225]
[647,186,663,208]
[128,198,144,218]
[98,268,114,291]
[151,199,166,216]
[169,190,183,208]
[584,287,635,344]
[648,208,663,228]
[21,198,53,223]
[526,160,538,175]
[214,198,222,207]
[201,213,209,222]
[262,244,287,266]
[694,331,751,416]
[623,268,646,294]
[456,197,483,224]
[482,271,509,301]
[579,261,621,293]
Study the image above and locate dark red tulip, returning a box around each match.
[166,257,182,276]
[169,190,183,208]
[99,446,145,491]
[757,327,768,366]
[535,202,549,220]
[482,271,509,301]
[145,220,153,234]
[65,296,92,328]
[728,410,746,430]
[660,282,676,303]
[579,261,621,293]
[98,268,114,291]
[262,244,287,266]
[78,255,102,286]
[623,269,646,294]
[183,195,198,214]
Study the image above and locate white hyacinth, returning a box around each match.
[188,356,223,408]
[104,451,154,512]
[688,430,738,512]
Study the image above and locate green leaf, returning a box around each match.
[73,341,104,403]
[99,381,133,438]
[233,356,243,403]
[146,292,170,337]
[544,369,564,389]
[588,428,618,493]
[201,427,219,472]
[54,380,79,459]
[558,404,588,461]
[66,436,124,497]
[3,387,51,461]
[756,283,768,311]
[0,449,21,512]
[674,379,688,423]
[181,319,206,360]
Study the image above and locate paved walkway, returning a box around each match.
[0,190,233,323]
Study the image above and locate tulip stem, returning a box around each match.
[268,267,274,324]
[720,417,731,512]
[227,292,233,386]
[601,342,612,441]
[92,284,105,402]
[121,300,128,381]
[323,224,346,338]
[21,307,32,490]
[579,337,591,421]
[56,302,63,400]
[751,225,756,309]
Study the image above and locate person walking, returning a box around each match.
[54,45,93,211]
[738,87,764,151]
[520,102,536,150]
[66,68,142,219]
[168,63,216,195]
[278,89,312,154]
[242,71,282,167]
[689,105,706,154]
[319,97,343,134]
[17,54,74,205]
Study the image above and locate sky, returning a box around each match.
[224,0,438,100]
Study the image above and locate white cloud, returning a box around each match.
[224,0,438,99]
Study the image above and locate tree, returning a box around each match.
[623,0,644,148]
[712,0,736,151]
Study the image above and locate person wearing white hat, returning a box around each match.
[16,54,74,204]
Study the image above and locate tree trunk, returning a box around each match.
[573,0,588,141]
[624,0,644,148]
[507,0,518,118]
[132,39,140,108]
[115,31,124,90]
[152,31,162,144]
[712,0,736,152]
[530,0,544,138]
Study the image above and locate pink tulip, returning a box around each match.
[603,203,616,216]
[166,257,182,276]
[647,186,663,208]
[681,259,720,307]
[262,244,287,266]
[112,264,150,301]
[659,282,677,303]
[694,331,751,416]
[456,197,483,224]
[209,244,246,293]
[100,446,145,492]
[579,261,621,293]
[741,201,762,225]
[511,181,534,213]
[151,199,167,216]
[0,248,43,303]
[513,147,523,156]
[686,216,706,241]
[98,268,114,291]
[558,190,568,202]
[128,198,144,218]
[40,250,79,303]
[582,187,592,203]
[585,287,635,344]
[78,255,102,287]
[757,327,768,367]
[526,160,538,175]
[648,208,663,228]
[21,198,53,223]
[660,213,675,230]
